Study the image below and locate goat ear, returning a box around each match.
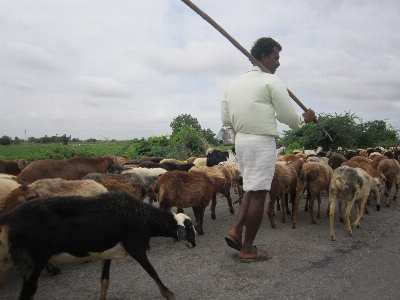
[177,226,187,241]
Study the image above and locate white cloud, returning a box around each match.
[73,75,131,98]
[1,0,399,141]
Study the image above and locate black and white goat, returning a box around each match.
[0,190,196,300]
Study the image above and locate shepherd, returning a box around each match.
[222,37,316,262]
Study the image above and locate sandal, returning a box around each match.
[239,246,272,263]
[224,234,242,251]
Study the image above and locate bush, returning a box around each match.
[171,125,209,159]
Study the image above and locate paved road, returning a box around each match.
[2,188,400,300]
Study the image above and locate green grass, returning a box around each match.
[0,141,135,162]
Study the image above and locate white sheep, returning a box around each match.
[122,167,167,177]
[0,178,108,218]
[193,157,207,166]
[0,177,20,198]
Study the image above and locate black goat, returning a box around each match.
[206,149,237,167]
[0,191,196,300]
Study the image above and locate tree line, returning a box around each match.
[279,111,399,153]
[1,111,399,160]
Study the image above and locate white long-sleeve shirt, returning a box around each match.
[221,66,303,138]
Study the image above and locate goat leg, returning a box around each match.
[100,259,111,300]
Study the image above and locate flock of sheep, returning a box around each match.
[0,145,399,299]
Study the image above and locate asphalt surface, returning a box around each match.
[2,188,400,300]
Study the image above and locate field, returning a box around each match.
[0,141,135,162]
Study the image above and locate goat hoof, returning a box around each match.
[51,267,61,276]
[196,228,204,235]
[161,290,174,300]
[230,209,235,214]
[211,215,216,220]
[46,264,61,276]
[386,204,390,207]
[376,205,380,211]
[330,235,336,241]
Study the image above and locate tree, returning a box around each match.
[0,135,11,145]
[170,114,202,136]
[59,134,71,146]
[359,120,398,148]
[201,128,220,146]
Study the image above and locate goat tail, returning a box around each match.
[334,177,345,190]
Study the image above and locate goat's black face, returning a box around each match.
[183,218,196,248]
[175,213,196,248]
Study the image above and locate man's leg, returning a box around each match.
[238,190,267,258]
[227,191,251,242]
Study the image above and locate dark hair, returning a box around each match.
[250,37,282,61]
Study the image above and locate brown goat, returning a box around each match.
[15,156,125,185]
[277,153,306,162]
[105,155,132,166]
[292,162,333,228]
[0,159,29,176]
[153,170,228,235]
[328,152,347,170]
[371,155,389,170]
[189,165,235,219]
[377,159,400,207]
[266,159,305,228]
[138,156,164,163]
[265,163,292,228]
[82,173,150,203]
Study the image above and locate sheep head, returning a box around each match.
[174,213,196,249]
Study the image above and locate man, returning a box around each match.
[221,37,316,262]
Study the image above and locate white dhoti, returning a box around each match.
[235,133,276,191]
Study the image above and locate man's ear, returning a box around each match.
[261,53,269,61]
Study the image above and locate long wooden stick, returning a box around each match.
[181,0,333,141]
[181,0,305,108]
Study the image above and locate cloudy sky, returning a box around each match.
[1,0,399,141]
